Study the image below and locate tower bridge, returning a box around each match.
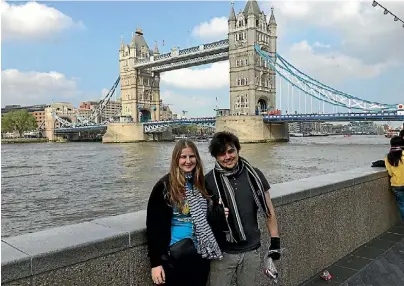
[103,0,283,143]
[51,0,402,143]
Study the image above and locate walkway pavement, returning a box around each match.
[300,221,404,286]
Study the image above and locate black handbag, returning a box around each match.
[168,238,198,261]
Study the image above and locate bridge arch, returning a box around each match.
[257,98,267,113]
[139,109,152,123]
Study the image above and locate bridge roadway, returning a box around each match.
[54,125,108,134]
[263,110,404,123]
[53,111,404,134]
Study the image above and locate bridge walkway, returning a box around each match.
[300,221,404,286]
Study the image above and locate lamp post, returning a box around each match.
[372,1,404,28]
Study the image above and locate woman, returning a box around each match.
[384,136,404,219]
[146,139,224,286]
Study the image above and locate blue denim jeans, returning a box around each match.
[391,186,404,220]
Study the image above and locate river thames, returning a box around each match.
[1,135,389,237]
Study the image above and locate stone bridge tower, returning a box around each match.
[216,1,288,143]
[228,0,277,116]
[119,28,161,123]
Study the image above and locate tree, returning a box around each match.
[1,110,38,137]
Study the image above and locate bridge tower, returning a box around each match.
[103,28,172,143]
[228,0,277,116]
[119,28,161,123]
[216,0,289,142]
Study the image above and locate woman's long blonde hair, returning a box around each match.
[168,139,209,207]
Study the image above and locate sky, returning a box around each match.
[2,0,404,117]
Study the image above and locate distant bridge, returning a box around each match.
[53,111,403,135]
[263,111,404,123]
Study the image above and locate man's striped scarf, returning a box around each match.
[184,174,223,260]
[212,157,270,243]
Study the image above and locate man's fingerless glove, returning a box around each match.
[268,237,281,260]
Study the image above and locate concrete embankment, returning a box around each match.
[1,138,49,144]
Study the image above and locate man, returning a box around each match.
[206,131,281,286]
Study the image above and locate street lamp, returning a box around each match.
[372,1,404,28]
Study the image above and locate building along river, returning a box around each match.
[1,135,389,237]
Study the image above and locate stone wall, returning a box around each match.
[215,115,289,143]
[102,123,174,143]
[2,167,400,286]
[102,123,147,143]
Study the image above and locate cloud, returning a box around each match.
[160,62,229,89]
[312,41,330,49]
[160,90,216,117]
[274,1,404,65]
[1,69,81,107]
[186,1,403,88]
[191,16,228,41]
[1,0,84,41]
[284,40,389,84]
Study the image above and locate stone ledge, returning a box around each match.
[1,167,388,283]
[92,210,147,247]
[1,221,130,282]
[270,167,387,207]
[1,241,31,283]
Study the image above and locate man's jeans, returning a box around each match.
[209,249,261,286]
[392,186,404,220]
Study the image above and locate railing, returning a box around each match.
[204,39,228,50]
[179,46,200,56]
[155,53,171,61]
[143,117,216,133]
[143,117,216,125]
[54,125,108,134]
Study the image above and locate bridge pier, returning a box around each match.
[216,115,289,143]
[44,107,56,141]
[102,123,174,143]
[149,130,174,142]
[102,123,146,143]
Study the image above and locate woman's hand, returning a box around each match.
[151,266,165,284]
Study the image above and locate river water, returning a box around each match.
[1,135,389,237]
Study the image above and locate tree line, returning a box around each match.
[1,110,38,137]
